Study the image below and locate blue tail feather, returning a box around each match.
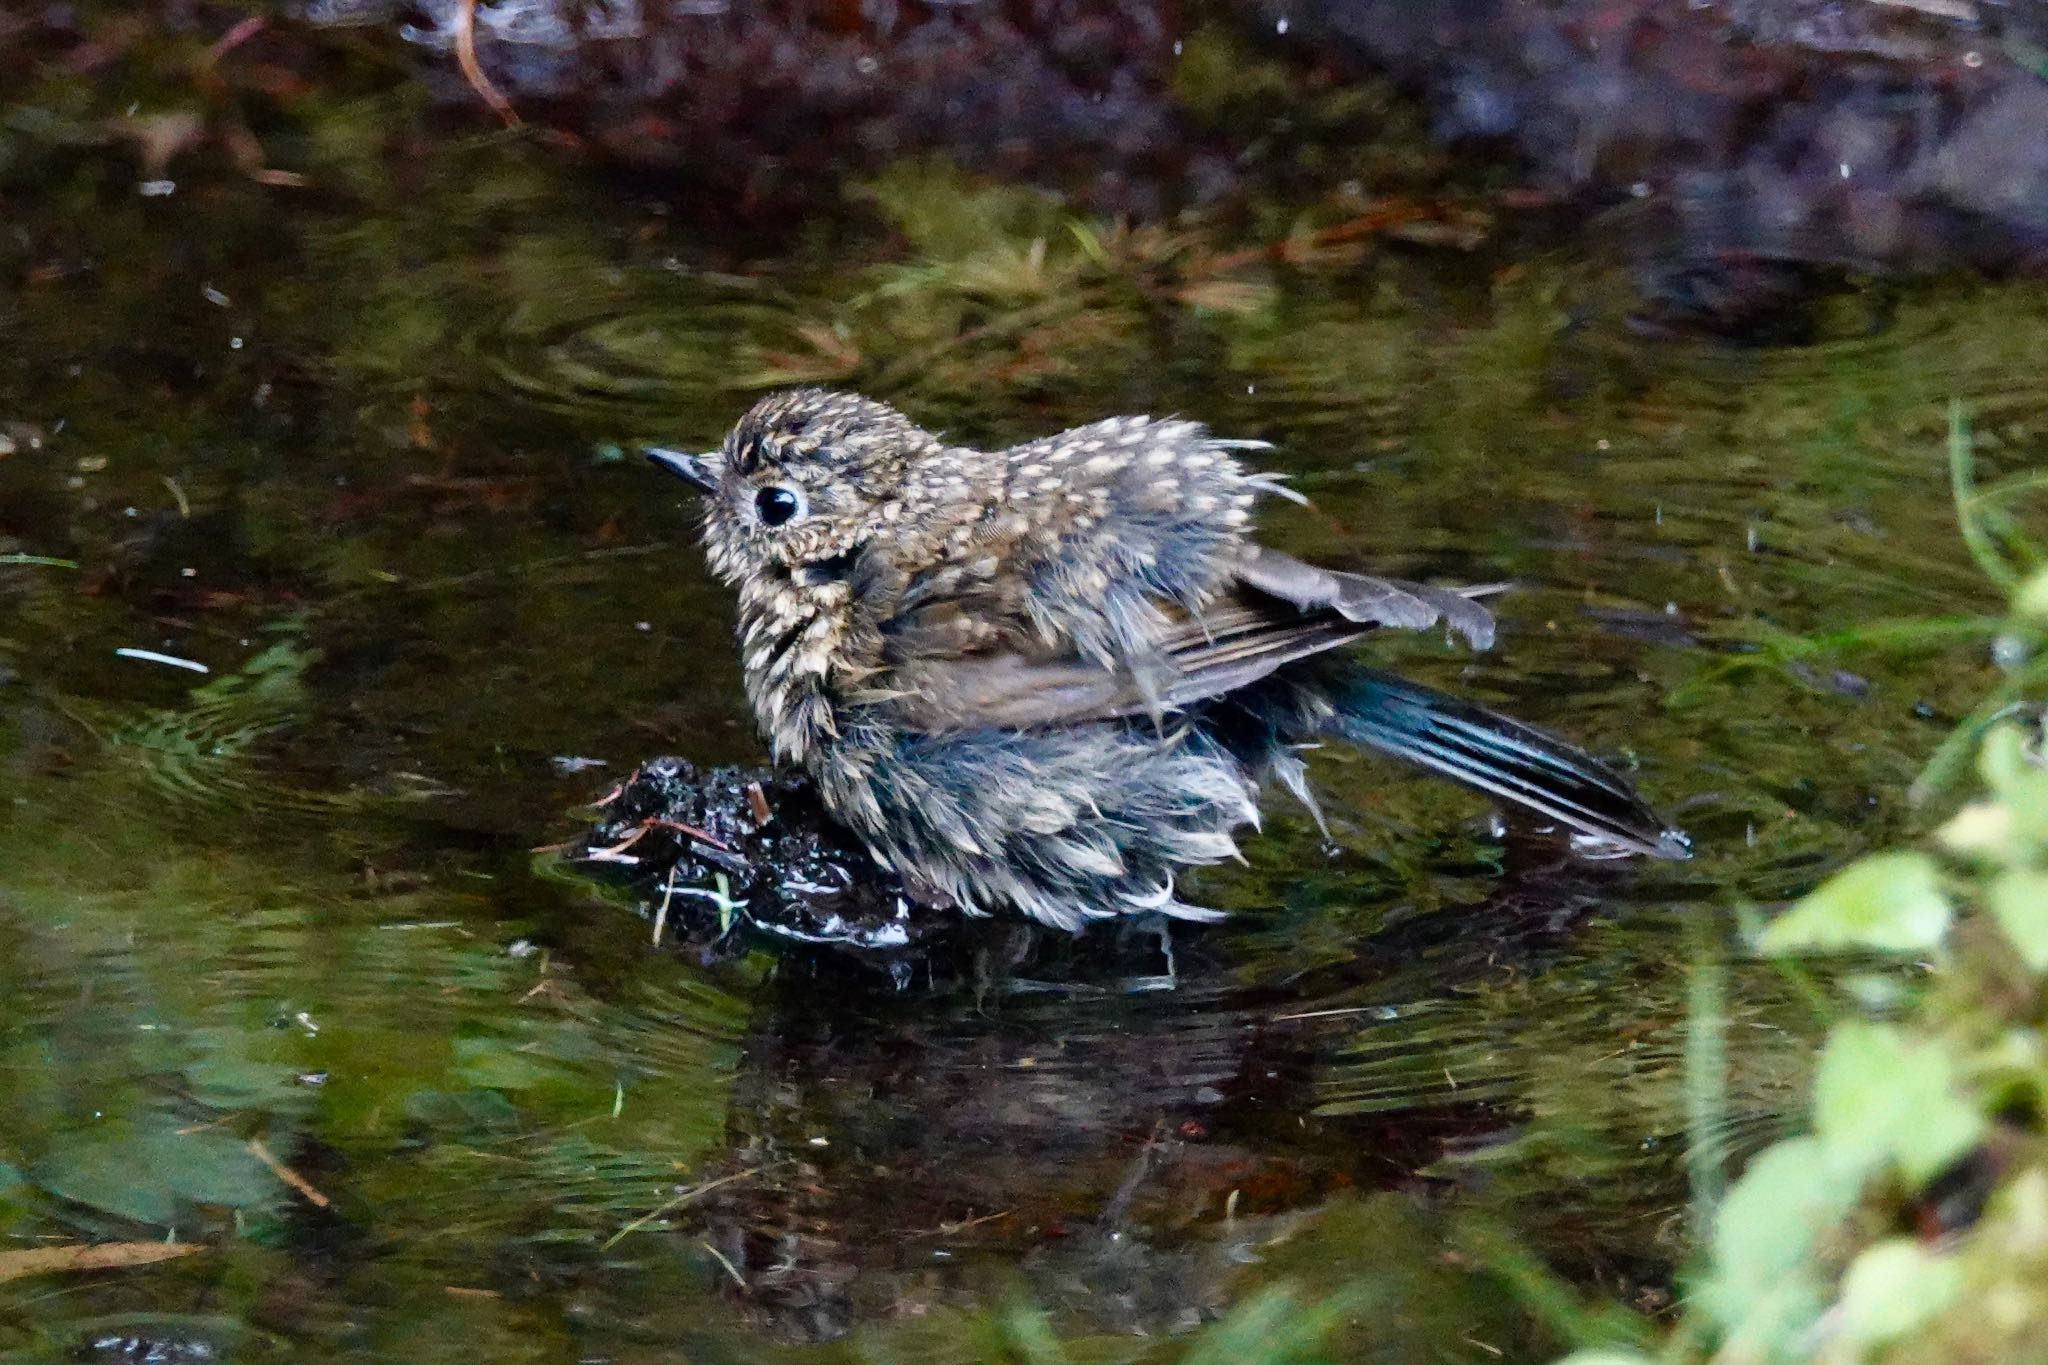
[1321,669,1691,859]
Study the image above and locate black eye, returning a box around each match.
[755,485,804,527]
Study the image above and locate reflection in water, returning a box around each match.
[0,90,2037,1360]
[660,832,1804,1344]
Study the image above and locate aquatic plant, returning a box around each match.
[1560,411,2048,1363]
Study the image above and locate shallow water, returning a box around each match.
[1,65,2042,1364]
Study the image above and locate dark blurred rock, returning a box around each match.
[285,0,2048,279]
[1267,0,2048,277]
[11,1,2048,291]
[305,0,1211,222]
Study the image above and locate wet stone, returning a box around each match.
[565,757,950,962]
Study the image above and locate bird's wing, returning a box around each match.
[1235,545,1498,650]
[873,545,1500,732]
[981,417,1271,672]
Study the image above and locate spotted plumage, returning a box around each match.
[650,388,1687,930]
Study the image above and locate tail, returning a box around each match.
[1320,669,1691,860]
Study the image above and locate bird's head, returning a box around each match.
[647,388,935,587]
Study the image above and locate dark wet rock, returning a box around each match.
[76,1326,238,1364]
[1270,0,2048,283]
[1625,255,1879,345]
[12,1,2048,289]
[303,0,1214,222]
[565,756,949,961]
[282,0,2048,283]
[562,757,1235,979]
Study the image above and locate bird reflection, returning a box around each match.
[571,792,1707,1343]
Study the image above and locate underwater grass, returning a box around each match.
[1551,412,2048,1363]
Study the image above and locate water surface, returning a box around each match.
[0,80,2040,1364]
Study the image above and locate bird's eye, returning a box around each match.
[755,485,804,528]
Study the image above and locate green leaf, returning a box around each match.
[997,1303,1067,1365]
[1974,726,2048,853]
[1939,800,2017,863]
[1182,1285,1364,1365]
[1813,1022,1982,1186]
[33,1119,276,1228]
[454,1036,558,1092]
[1980,724,2042,797]
[1991,868,2048,971]
[1758,853,1951,954]
[2018,567,2048,624]
[1836,1238,1963,1345]
[1701,1137,1857,1348]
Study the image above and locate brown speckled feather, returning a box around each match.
[879,550,1499,731]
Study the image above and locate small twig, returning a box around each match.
[175,1113,241,1136]
[701,1241,747,1288]
[714,872,736,937]
[909,1209,1014,1237]
[580,849,642,865]
[114,647,209,674]
[1270,1005,1384,1022]
[248,1137,331,1208]
[589,824,654,859]
[1193,201,1437,276]
[645,818,733,852]
[201,15,267,66]
[652,864,678,946]
[0,1242,205,1285]
[454,0,523,129]
[603,1168,761,1250]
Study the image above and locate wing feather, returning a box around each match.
[1236,545,1497,650]
[876,543,1502,732]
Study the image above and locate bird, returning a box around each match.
[647,388,1689,931]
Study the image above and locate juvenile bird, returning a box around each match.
[649,389,1688,930]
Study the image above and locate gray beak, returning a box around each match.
[645,446,719,493]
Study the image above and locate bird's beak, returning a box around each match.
[644,446,720,494]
